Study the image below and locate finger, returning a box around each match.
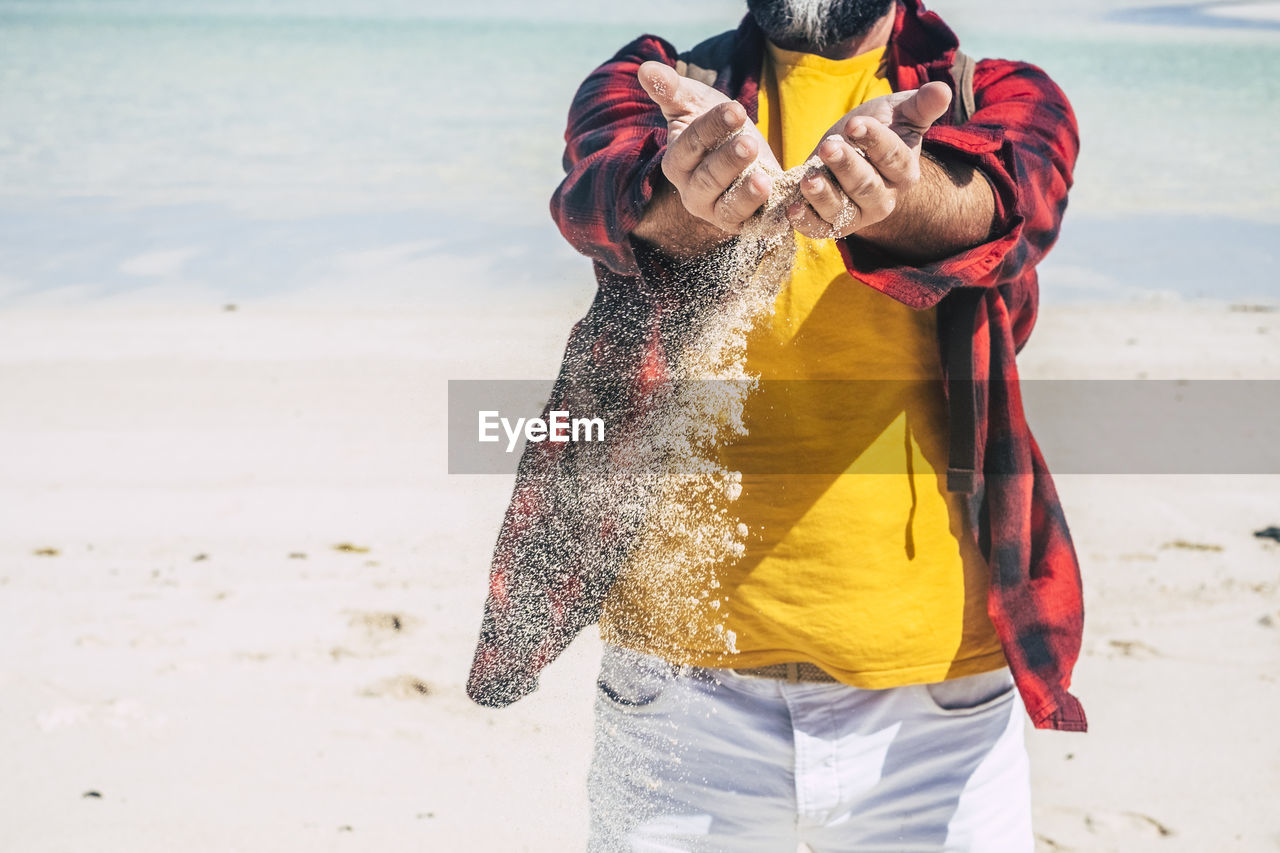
[663,100,748,185]
[817,134,894,222]
[891,81,951,137]
[637,61,725,123]
[785,199,837,240]
[713,168,773,230]
[688,132,757,205]
[691,131,768,222]
[798,169,856,229]
[841,118,917,185]
[636,61,681,113]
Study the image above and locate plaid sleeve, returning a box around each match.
[838,59,1080,308]
[549,35,679,277]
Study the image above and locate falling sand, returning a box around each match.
[609,155,833,657]
[467,154,834,706]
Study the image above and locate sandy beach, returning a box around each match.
[1,297,1277,851]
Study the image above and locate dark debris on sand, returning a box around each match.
[1253,526,1280,544]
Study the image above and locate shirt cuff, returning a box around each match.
[837,125,1025,308]
[609,136,669,277]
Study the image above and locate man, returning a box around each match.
[468,0,1086,849]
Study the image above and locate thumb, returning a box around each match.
[637,61,681,114]
[892,81,952,136]
[637,60,727,124]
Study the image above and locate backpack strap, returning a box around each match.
[950,49,978,125]
[675,30,737,88]
[674,57,718,87]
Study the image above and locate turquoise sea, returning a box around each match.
[1,0,1278,305]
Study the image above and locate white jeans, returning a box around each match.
[588,645,1031,853]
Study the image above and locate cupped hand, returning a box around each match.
[638,61,782,236]
[787,81,952,240]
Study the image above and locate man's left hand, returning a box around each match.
[787,81,952,240]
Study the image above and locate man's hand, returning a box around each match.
[787,82,952,240]
[632,61,781,257]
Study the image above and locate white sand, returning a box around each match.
[2,298,1278,851]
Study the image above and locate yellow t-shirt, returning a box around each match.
[600,43,1005,687]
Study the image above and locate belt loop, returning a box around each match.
[786,662,799,684]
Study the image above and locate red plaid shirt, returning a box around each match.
[468,0,1087,732]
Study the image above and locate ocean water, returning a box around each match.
[1,0,1277,305]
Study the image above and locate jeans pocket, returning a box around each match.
[921,668,1017,716]
[596,645,676,711]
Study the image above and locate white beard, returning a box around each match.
[748,0,892,51]
[768,0,839,45]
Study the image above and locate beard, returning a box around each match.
[746,0,896,51]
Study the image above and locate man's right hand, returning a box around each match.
[633,61,779,254]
